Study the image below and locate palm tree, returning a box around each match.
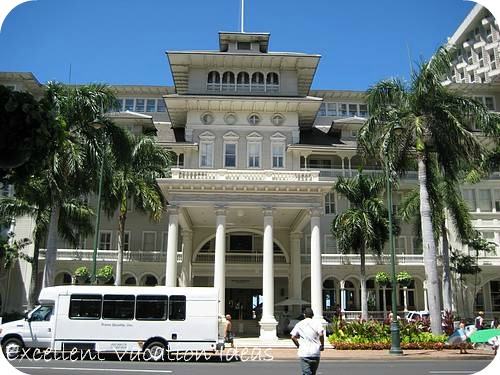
[41,82,129,288]
[398,158,474,314]
[330,172,389,320]
[0,177,94,306]
[359,47,496,334]
[102,134,173,286]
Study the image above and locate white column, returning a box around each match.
[260,208,278,340]
[179,229,193,287]
[310,208,324,321]
[340,279,346,317]
[165,206,179,287]
[403,286,409,312]
[423,281,429,311]
[382,286,387,318]
[290,232,303,315]
[214,207,227,317]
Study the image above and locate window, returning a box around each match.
[30,305,53,321]
[325,192,335,214]
[251,72,265,92]
[495,189,500,211]
[157,99,166,112]
[271,143,285,168]
[487,26,493,43]
[200,142,214,167]
[318,103,326,116]
[237,42,251,50]
[142,232,157,251]
[477,189,492,211]
[478,51,484,68]
[412,237,422,254]
[491,280,500,311]
[146,99,156,112]
[113,99,124,112]
[99,231,112,250]
[326,103,337,116]
[266,72,279,92]
[102,295,135,320]
[237,72,250,91]
[248,114,261,125]
[339,104,347,116]
[324,235,337,254]
[359,104,368,117]
[207,71,221,91]
[222,71,235,91]
[224,143,237,167]
[462,189,477,211]
[271,113,285,125]
[169,295,186,320]
[136,295,168,320]
[135,99,145,112]
[248,142,261,168]
[467,50,473,64]
[201,112,214,125]
[120,231,130,252]
[124,99,134,111]
[485,97,495,111]
[69,294,102,319]
[490,52,497,70]
[348,104,358,117]
[1,183,11,197]
[395,237,406,253]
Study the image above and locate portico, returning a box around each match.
[157,173,331,339]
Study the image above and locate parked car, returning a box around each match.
[405,310,430,322]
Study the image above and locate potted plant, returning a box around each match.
[73,266,89,284]
[96,265,114,284]
[397,271,413,287]
[375,272,391,287]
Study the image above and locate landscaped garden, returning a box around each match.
[328,318,449,350]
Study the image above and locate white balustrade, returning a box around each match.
[170,168,320,182]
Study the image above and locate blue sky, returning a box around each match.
[0,0,475,90]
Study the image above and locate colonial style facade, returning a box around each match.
[0,4,499,338]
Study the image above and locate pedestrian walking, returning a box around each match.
[290,308,324,375]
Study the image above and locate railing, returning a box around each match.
[324,310,403,322]
[300,253,425,265]
[303,167,418,180]
[195,252,287,264]
[171,168,320,182]
[40,249,183,263]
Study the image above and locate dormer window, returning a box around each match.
[222,72,236,92]
[251,72,265,93]
[237,42,251,50]
[207,71,221,91]
[266,72,279,93]
[248,113,261,125]
[237,72,250,92]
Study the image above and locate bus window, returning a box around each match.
[30,305,53,321]
[136,295,168,320]
[168,295,186,321]
[102,295,135,320]
[69,294,102,319]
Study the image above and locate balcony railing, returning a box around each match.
[171,168,320,182]
[195,252,287,264]
[40,249,182,263]
[300,253,425,265]
[302,168,418,180]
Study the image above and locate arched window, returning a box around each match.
[251,72,265,92]
[207,71,220,91]
[124,276,137,285]
[266,72,279,93]
[141,274,158,286]
[222,72,235,92]
[237,72,250,92]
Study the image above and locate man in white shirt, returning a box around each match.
[290,308,325,375]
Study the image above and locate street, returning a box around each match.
[8,359,494,375]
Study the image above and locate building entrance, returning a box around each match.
[225,288,262,321]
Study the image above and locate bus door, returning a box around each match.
[26,305,54,348]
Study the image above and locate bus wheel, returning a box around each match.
[144,341,167,362]
[2,337,24,359]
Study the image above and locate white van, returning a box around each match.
[0,286,223,358]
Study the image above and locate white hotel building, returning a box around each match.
[0,4,499,337]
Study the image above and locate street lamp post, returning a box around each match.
[90,120,105,283]
[385,157,403,355]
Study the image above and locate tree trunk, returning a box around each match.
[42,204,60,288]
[418,156,442,334]
[441,221,453,313]
[360,248,368,321]
[115,199,127,286]
[28,239,40,308]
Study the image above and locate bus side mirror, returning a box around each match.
[24,312,29,321]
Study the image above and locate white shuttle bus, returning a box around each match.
[0,286,223,358]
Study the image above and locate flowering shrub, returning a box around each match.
[328,318,448,350]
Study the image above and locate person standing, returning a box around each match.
[475,311,484,330]
[290,308,325,375]
[224,314,234,348]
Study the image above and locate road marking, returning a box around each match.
[429,372,477,374]
[16,367,172,373]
